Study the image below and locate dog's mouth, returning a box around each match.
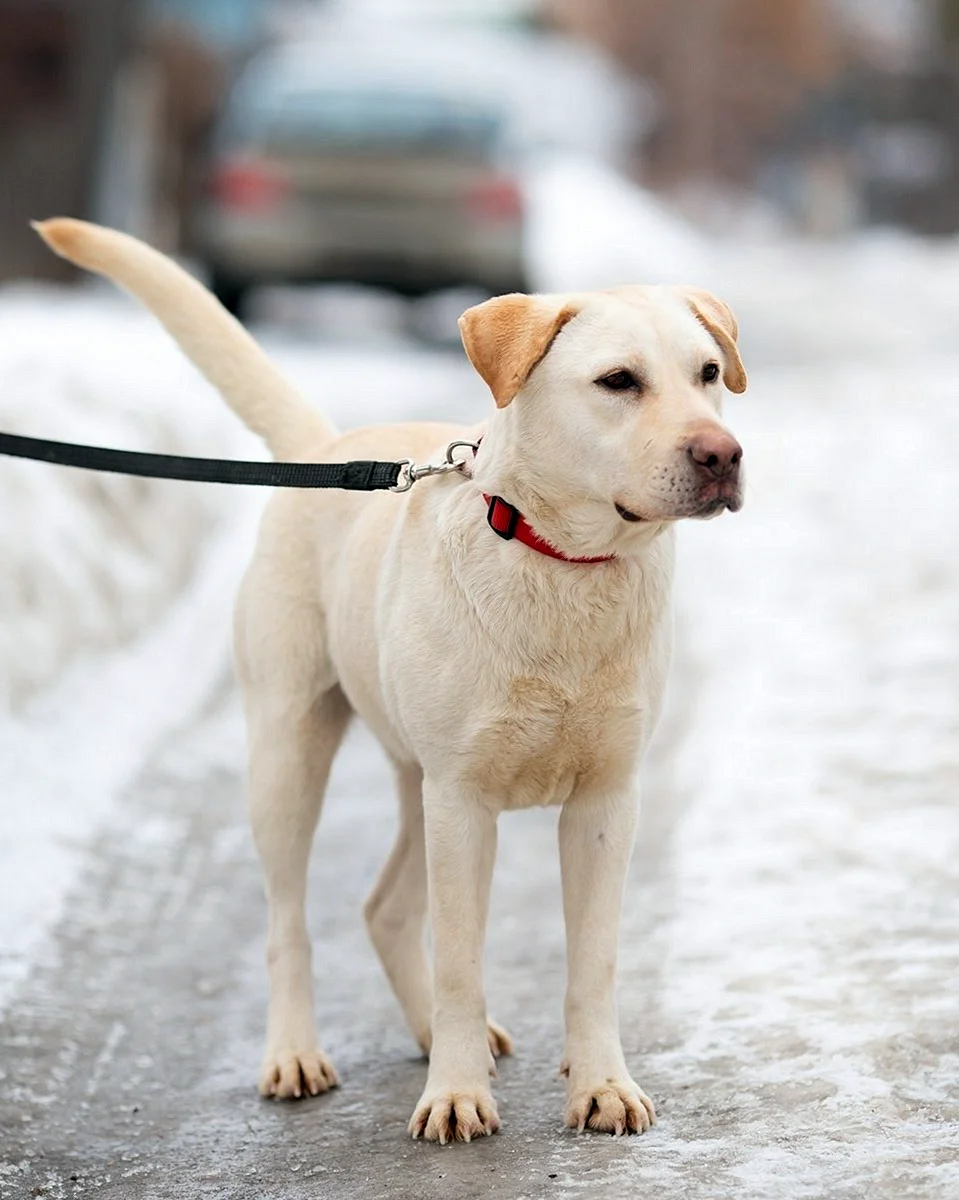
[686,472,744,518]
[694,489,743,518]
[617,477,743,523]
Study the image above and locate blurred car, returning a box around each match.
[195,49,529,311]
[192,19,644,313]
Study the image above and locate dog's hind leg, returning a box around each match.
[246,678,352,1100]
[364,763,433,1053]
[364,763,513,1062]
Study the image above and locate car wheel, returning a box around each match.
[487,271,532,296]
[210,269,251,319]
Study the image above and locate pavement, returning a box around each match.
[0,655,698,1200]
[3,553,956,1199]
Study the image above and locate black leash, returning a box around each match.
[0,431,408,491]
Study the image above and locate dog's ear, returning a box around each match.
[458,294,579,407]
[678,287,748,394]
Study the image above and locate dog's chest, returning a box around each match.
[386,516,676,804]
[438,541,675,809]
[462,655,652,810]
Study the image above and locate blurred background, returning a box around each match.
[4,0,959,301]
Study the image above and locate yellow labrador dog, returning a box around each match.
[36,219,746,1144]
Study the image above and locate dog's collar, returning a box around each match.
[482,494,615,564]
[469,441,615,565]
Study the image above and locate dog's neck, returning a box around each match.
[470,409,667,562]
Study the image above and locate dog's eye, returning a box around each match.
[597,369,639,392]
[701,362,721,384]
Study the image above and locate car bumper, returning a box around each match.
[194,204,526,291]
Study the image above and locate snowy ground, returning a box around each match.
[1,165,957,1196]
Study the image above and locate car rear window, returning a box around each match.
[225,79,504,157]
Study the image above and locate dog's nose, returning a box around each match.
[686,430,742,479]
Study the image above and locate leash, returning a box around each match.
[0,430,615,563]
[0,432,478,493]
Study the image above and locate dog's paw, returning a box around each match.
[564,1074,656,1136]
[259,1048,339,1100]
[408,1086,500,1144]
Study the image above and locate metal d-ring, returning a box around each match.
[443,439,480,467]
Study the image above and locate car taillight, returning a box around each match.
[464,176,523,222]
[209,158,289,212]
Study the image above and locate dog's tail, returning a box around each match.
[33,219,336,460]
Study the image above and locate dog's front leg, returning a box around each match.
[408,783,499,1144]
[559,790,656,1135]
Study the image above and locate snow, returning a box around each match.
[525,155,959,366]
[0,286,261,706]
[2,162,958,1192]
[524,155,716,291]
[0,501,260,1005]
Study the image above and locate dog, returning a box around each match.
[35,219,747,1143]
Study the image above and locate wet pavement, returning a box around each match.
[0,665,694,1200]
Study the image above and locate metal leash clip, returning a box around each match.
[390,440,479,493]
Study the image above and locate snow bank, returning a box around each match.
[525,155,959,375]
[0,286,263,707]
[525,155,714,292]
[714,227,959,368]
[0,501,261,1007]
[0,274,487,720]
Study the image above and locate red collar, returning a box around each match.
[482,494,615,564]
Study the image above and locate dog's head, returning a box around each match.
[459,286,747,557]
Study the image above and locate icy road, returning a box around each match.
[1,206,958,1198]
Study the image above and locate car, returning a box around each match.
[192,17,642,314]
[194,41,529,312]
